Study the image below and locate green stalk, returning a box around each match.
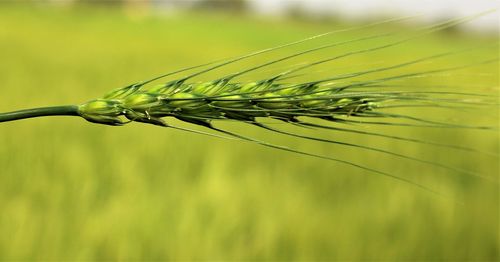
[0,105,79,123]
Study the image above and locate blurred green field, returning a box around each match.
[0,5,498,260]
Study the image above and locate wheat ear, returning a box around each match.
[1,12,498,195]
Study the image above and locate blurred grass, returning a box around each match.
[0,5,498,260]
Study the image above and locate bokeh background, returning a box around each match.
[0,0,498,260]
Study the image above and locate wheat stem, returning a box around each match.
[0,105,79,123]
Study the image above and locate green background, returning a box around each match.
[0,5,498,260]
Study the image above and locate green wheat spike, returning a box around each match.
[0,12,498,195]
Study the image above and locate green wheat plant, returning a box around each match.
[0,12,498,195]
